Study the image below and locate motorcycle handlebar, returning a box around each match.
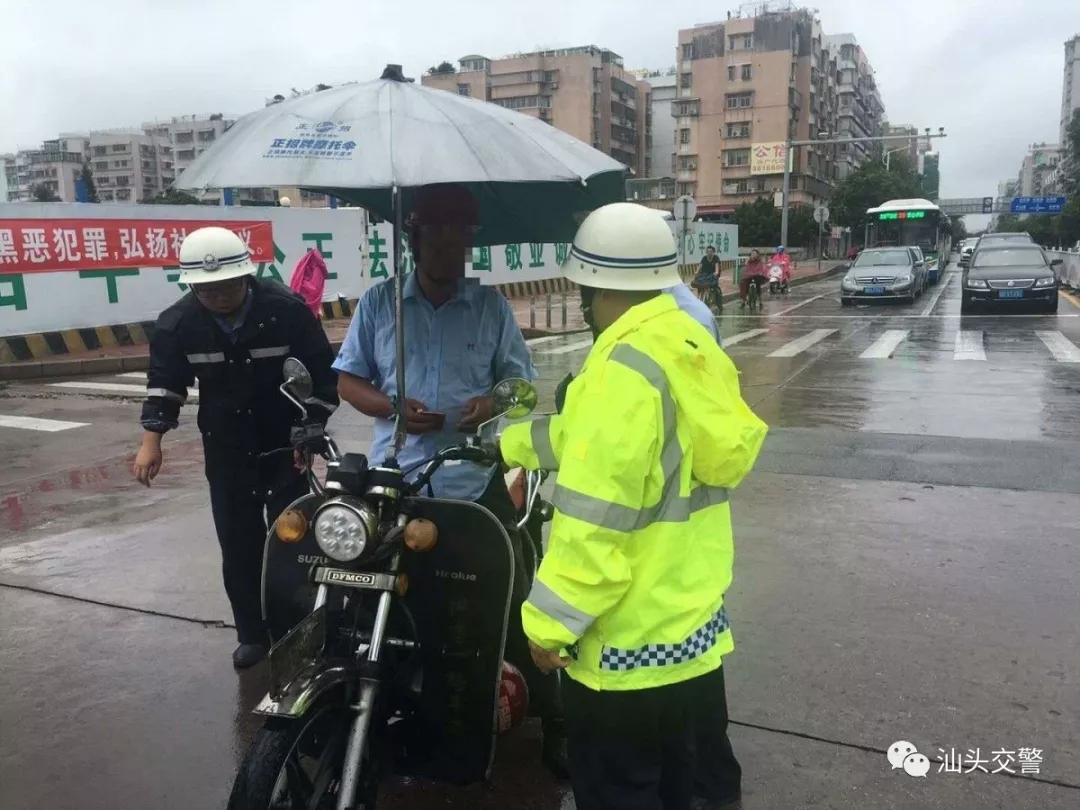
[406,441,501,495]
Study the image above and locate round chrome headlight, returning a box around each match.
[314,504,370,562]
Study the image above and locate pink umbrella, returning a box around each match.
[289,249,328,319]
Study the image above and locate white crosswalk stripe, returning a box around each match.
[954,331,986,361]
[723,329,770,346]
[0,414,89,432]
[1035,331,1080,363]
[533,338,594,356]
[768,329,838,358]
[859,330,910,359]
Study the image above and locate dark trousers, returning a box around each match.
[693,664,741,802]
[206,452,308,645]
[474,472,562,722]
[563,668,735,810]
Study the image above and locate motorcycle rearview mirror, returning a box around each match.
[280,357,313,415]
[491,378,538,420]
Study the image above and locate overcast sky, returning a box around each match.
[2,0,1075,225]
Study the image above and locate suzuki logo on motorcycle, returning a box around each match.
[326,570,377,586]
[298,554,330,565]
[436,570,478,582]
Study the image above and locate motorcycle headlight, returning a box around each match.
[314,503,372,562]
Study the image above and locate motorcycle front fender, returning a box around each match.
[253,663,354,718]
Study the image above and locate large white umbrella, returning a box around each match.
[175,65,629,246]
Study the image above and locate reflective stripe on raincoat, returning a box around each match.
[500,293,768,691]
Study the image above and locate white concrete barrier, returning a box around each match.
[1047,250,1080,289]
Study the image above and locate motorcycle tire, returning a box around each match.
[228,693,378,810]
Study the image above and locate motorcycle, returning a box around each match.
[234,357,551,810]
[768,263,788,295]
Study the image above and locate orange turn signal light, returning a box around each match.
[396,574,409,596]
[275,509,308,543]
[405,518,438,552]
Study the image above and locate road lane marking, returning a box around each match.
[919,272,954,316]
[47,381,200,399]
[0,414,90,432]
[533,338,594,356]
[953,331,986,361]
[859,329,909,359]
[526,334,573,346]
[768,293,828,318]
[767,329,838,358]
[1035,331,1080,363]
[723,328,769,346]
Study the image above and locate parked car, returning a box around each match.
[840,247,926,306]
[958,238,976,268]
[961,243,1061,314]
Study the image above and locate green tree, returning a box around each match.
[427,61,456,75]
[729,197,819,249]
[79,162,99,203]
[829,155,923,230]
[150,188,202,205]
[31,183,59,202]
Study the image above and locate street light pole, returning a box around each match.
[779,129,947,252]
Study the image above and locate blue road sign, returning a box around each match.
[1009,196,1066,214]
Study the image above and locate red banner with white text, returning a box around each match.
[0,219,274,274]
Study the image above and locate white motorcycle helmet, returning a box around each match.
[561,202,682,291]
[177,226,257,286]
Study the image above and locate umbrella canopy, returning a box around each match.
[174,65,629,245]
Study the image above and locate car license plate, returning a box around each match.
[863,286,885,295]
[998,289,1024,299]
[268,606,326,698]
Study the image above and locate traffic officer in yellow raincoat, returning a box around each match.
[498,202,768,810]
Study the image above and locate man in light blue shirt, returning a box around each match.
[332,183,566,776]
[667,281,722,346]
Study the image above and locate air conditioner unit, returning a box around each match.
[549,81,558,89]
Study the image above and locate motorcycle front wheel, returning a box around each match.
[228,693,378,810]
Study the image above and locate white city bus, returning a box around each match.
[864,198,952,284]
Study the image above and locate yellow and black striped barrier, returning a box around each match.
[1,263,741,364]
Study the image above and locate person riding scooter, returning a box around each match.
[769,245,792,293]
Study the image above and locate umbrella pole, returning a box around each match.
[390,186,407,460]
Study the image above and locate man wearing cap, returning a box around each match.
[333,183,568,776]
[132,226,339,669]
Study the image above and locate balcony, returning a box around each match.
[671,98,700,118]
[789,87,803,110]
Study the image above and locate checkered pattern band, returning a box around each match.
[598,607,730,672]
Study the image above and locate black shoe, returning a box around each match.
[541,717,569,779]
[232,643,268,669]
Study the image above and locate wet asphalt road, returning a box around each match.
[2,256,1080,809]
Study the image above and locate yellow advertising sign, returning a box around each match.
[750,142,791,175]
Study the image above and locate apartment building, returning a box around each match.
[825,33,884,179]
[422,45,652,178]
[142,113,233,178]
[1062,35,1080,147]
[1017,143,1062,198]
[3,136,89,202]
[669,3,865,214]
[632,69,678,180]
[84,130,174,203]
